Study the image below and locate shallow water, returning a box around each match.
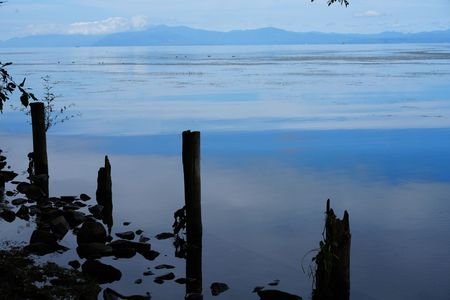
[1,44,450,299]
[2,128,450,299]
[1,44,450,135]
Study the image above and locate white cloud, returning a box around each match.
[355,10,381,18]
[67,16,149,35]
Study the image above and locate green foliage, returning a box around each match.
[311,0,349,6]
[10,75,81,131]
[1,62,37,113]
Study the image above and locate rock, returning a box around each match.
[0,171,18,182]
[40,208,63,223]
[115,231,135,240]
[257,290,302,300]
[139,236,150,243]
[77,220,107,244]
[139,249,160,261]
[143,271,154,276]
[210,282,229,296]
[109,239,150,253]
[175,278,187,284]
[60,196,77,202]
[155,232,174,240]
[88,205,104,218]
[112,247,136,259]
[5,191,15,197]
[153,272,175,284]
[82,260,122,284]
[63,210,86,228]
[63,204,81,211]
[252,286,265,293]
[16,182,45,199]
[16,205,29,220]
[50,215,70,239]
[155,264,175,270]
[0,209,16,222]
[11,198,28,206]
[268,279,279,286]
[123,221,130,226]
[135,229,143,235]
[135,279,142,284]
[77,243,113,259]
[73,201,87,208]
[79,193,91,201]
[68,260,81,269]
[30,230,58,245]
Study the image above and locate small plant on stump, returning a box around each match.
[10,75,80,132]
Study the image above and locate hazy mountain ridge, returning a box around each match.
[1,25,450,47]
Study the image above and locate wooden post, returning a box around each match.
[96,155,113,233]
[313,199,351,300]
[182,130,203,300]
[30,102,49,196]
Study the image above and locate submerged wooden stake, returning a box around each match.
[182,130,203,299]
[30,102,49,196]
[313,199,351,300]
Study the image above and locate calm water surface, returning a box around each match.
[1,44,450,299]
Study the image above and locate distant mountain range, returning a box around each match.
[1,25,450,47]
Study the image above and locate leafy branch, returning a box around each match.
[311,0,349,6]
[10,75,81,131]
[1,62,38,112]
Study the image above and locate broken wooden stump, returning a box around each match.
[182,130,203,300]
[30,102,49,197]
[313,199,351,300]
[96,155,113,233]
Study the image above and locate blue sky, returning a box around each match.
[1,0,450,39]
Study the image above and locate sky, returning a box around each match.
[0,0,450,40]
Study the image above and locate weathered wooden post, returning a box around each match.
[313,199,351,300]
[182,130,203,300]
[30,102,49,196]
[96,155,113,233]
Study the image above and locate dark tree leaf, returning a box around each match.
[29,93,38,101]
[20,92,29,107]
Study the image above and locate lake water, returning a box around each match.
[1,44,450,299]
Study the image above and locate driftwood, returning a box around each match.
[313,199,351,300]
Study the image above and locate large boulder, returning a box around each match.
[63,210,86,228]
[30,229,58,245]
[77,220,107,245]
[50,215,70,239]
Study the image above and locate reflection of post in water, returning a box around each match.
[30,102,49,197]
[96,155,113,234]
[182,130,203,300]
[313,199,351,300]
[0,176,4,202]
